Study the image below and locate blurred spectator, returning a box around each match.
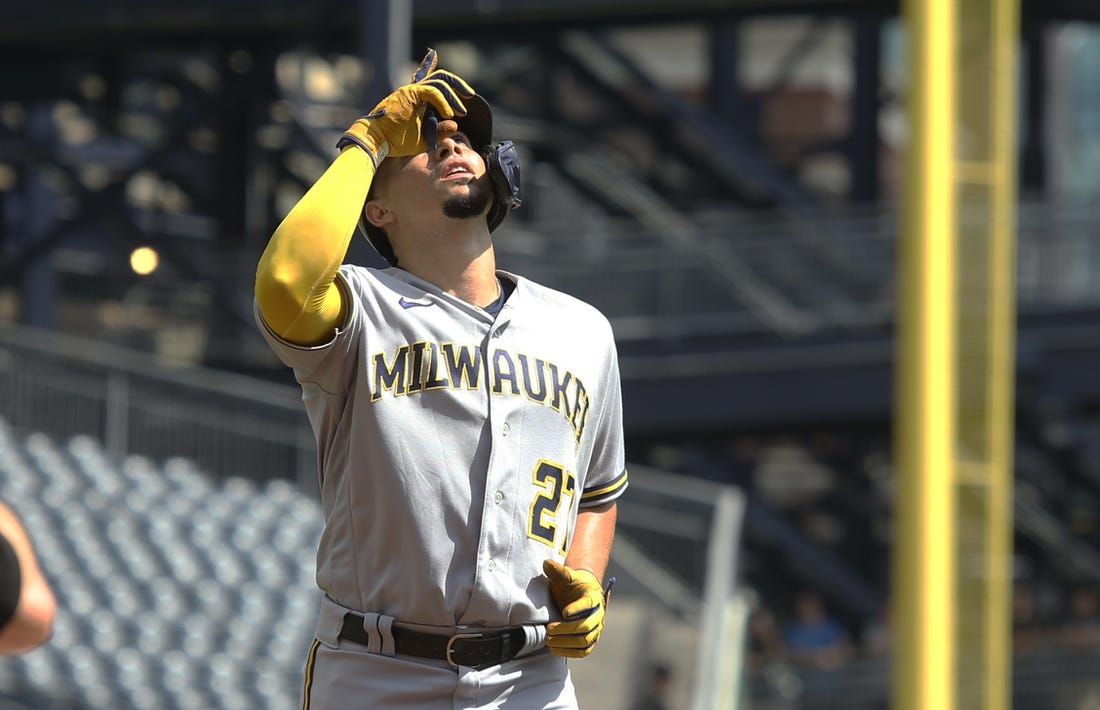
[782,590,853,669]
[634,663,672,710]
[861,603,892,658]
[0,499,56,655]
[1058,586,1100,650]
[748,607,787,672]
[726,436,763,487]
[1013,582,1048,655]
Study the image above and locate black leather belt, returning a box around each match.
[340,613,528,671]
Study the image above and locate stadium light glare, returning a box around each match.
[130,246,159,276]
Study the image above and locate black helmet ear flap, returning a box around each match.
[484,140,522,232]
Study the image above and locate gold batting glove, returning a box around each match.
[336,48,474,166]
[543,559,609,659]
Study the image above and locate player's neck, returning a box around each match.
[403,243,499,308]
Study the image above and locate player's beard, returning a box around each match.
[442,180,491,221]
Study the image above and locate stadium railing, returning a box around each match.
[497,196,1100,341]
[0,322,317,493]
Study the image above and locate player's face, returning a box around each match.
[379,132,491,225]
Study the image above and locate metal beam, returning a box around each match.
[1021,18,1047,194]
[0,1,893,46]
[358,0,411,106]
[3,0,1100,49]
[849,14,883,202]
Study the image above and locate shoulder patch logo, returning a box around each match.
[398,297,434,309]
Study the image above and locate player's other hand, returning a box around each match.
[337,48,476,166]
[543,559,607,659]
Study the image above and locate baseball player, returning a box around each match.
[0,498,56,655]
[254,49,627,709]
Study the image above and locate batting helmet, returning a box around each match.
[361,94,522,266]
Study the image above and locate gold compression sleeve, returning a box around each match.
[255,147,375,345]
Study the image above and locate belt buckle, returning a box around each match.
[445,632,485,669]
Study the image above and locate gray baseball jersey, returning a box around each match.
[255,265,628,630]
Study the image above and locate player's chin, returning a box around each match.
[441,183,492,221]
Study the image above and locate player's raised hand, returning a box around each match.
[337,48,476,166]
[543,559,608,659]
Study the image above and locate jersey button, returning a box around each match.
[502,423,510,436]
[494,491,504,505]
[487,559,496,571]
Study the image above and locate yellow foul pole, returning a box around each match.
[982,0,1018,706]
[893,1,956,709]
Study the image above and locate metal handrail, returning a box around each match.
[0,322,317,490]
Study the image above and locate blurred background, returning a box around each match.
[0,0,1099,708]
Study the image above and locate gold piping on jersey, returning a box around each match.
[580,469,629,506]
[301,638,321,710]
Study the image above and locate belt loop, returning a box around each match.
[377,614,395,657]
[518,624,547,658]
[360,612,397,656]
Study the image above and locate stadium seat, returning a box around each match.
[0,425,324,709]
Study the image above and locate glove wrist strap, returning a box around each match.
[335,135,388,168]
